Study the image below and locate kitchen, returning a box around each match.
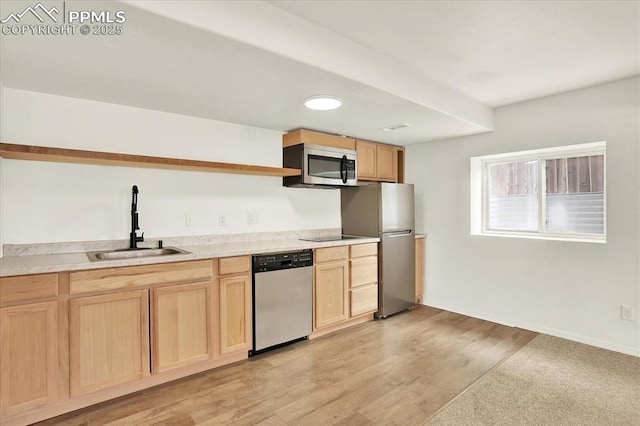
[1,1,639,425]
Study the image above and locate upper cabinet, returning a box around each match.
[356,139,404,183]
[376,144,398,181]
[283,129,355,151]
[282,129,405,183]
[355,140,377,179]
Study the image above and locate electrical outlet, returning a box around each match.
[218,214,227,226]
[621,305,634,321]
[185,212,193,227]
[247,211,259,225]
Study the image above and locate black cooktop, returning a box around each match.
[299,235,366,242]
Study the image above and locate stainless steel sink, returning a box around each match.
[86,247,191,262]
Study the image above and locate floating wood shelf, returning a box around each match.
[0,143,301,177]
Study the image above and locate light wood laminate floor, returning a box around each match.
[38,306,537,425]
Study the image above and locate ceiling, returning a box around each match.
[1,0,638,145]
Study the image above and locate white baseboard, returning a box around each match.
[423,300,640,358]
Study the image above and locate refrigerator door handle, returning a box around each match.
[385,230,413,237]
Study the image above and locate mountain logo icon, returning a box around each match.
[1,2,59,24]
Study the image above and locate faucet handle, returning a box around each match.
[137,232,145,243]
[158,240,163,249]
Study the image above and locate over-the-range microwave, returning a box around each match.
[283,144,357,188]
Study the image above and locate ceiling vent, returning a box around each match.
[381,123,412,132]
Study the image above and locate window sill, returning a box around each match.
[472,231,606,244]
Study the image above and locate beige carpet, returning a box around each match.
[428,334,640,425]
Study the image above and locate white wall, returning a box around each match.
[407,77,639,356]
[0,88,340,250]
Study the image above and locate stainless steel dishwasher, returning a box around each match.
[250,249,313,356]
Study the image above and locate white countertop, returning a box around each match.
[0,237,380,277]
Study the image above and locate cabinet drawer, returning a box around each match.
[315,246,348,263]
[350,284,378,317]
[218,256,251,276]
[0,273,58,307]
[69,260,213,294]
[350,257,378,288]
[350,243,378,258]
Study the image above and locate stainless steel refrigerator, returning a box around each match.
[341,183,415,318]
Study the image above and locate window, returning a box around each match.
[471,142,606,243]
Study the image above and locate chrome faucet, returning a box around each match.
[129,185,144,249]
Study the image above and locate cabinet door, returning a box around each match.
[314,260,349,329]
[415,238,425,304]
[151,282,213,373]
[219,275,252,355]
[0,301,58,417]
[376,145,398,182]
[356,140,377,179]
[69,290,150,396]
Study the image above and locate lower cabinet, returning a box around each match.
[349,244,378,318]
[314,259,349,329]
[69,290,150,397]
[313,244,378,333]
[218,274,252,354]
[151,282,213,373]
[415,237,425,304]
[0,258,257,425]
[0,301,59,417]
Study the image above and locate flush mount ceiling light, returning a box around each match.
[304,95,342,111]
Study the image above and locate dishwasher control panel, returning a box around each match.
[253,249,313,272]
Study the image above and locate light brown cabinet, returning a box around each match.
[376,144,398,181]
[69,290,150,397]
[0,301,59,417]
[68,259,215,388]
[356,140,378,179]
[151,282,213,373]
[313,244,378,334]
[281,129,404,183]
[415,237,425,304]
[314,260,349,329]
[282,128,356,150]
[349,243,378,318]
[314,247,349,329]
[356,140,401,182]
[0,258,256,425]
[217,256,252,355]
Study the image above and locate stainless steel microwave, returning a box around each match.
[283,144,357,188]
